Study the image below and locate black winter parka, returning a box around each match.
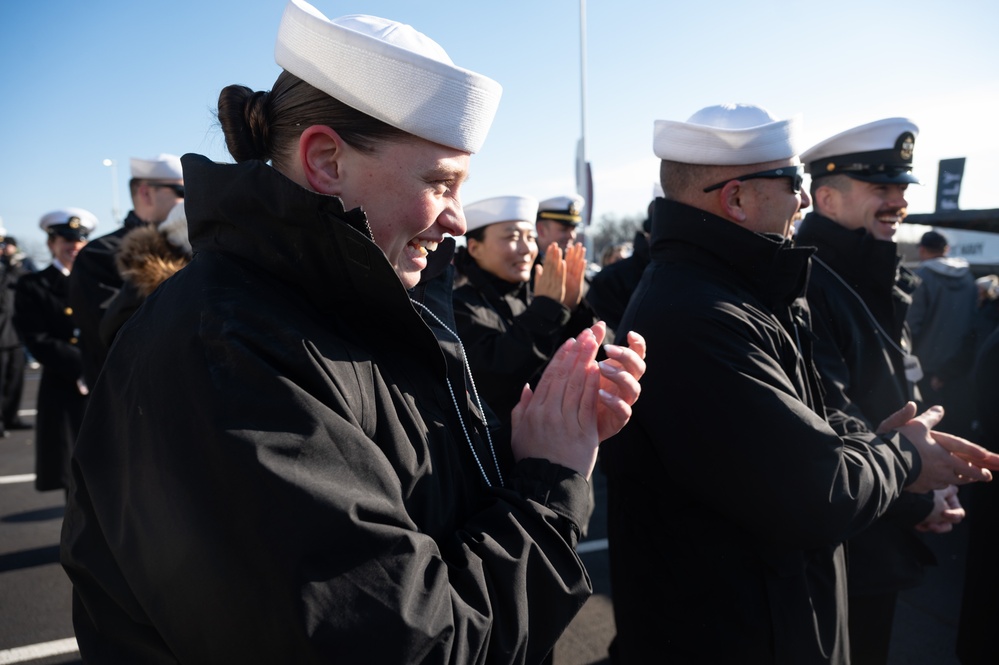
[603,199,920,664]
[796,212,935,595]
[61,155,593,665]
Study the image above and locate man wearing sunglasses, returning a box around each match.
[602,105,999,664]
[68,153,184,389]
[795,119,963,665]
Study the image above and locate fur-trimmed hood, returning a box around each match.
[115,225,192,298]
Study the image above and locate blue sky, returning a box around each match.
[2,0,997,263]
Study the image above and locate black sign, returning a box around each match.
[935,157,966,212]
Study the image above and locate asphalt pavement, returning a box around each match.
[0,366,979,664]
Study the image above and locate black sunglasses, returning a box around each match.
[702,164,804,194]
[149,182,185,198]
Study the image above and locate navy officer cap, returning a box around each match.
[537,195,585,226]
[802,117,919,185]
[39,207,98,241]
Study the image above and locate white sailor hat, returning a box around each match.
[653,103,801,166]
[130,153,183,181]
[537,195,585,226]
[39,208,98,241]
[801,118,919,184]
[464,196,539,234]
[274,0,502,154]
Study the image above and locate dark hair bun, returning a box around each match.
[218,85,271,163]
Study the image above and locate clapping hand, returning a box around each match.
[879,403,999,494]
[510,322,646,479]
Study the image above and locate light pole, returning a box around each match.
[576,0,594,253]
[102,158,121,226]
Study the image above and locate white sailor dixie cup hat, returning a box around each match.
[537,195,585,226]
[464,196,540,234]
[274,0,502,154]
[130,154,183,181]
[39,208,98,241]
[801,118,920,184]
[653,103,801,166]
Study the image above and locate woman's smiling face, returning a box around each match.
[335,137,470,288]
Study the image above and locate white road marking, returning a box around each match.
[0,638,79,664]
[0,474,35,485]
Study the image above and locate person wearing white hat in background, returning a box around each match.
[67,152,183,391]
[12,208,95,496]
[453,195,598,433]
[61,2,646,663]
[98,200,192,348]
[600,103,999,664]
[795,118,970,665]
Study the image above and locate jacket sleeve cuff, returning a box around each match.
[892,431,923,487]
[526,296,572,332]
[888,490,936,525]
[509,458,592,543]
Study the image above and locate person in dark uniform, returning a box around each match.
[602,102,999,665]
[453,195,597,430]
[13,208,95,494]
[0,229,35,434]
[536,195,584,255]
[60,2,647,662]
[67,153,183,390]
[796,118,966,665]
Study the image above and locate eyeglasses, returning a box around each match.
[148,182,185,198]
[702,164,804,194]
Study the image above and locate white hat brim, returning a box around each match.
[653,115,801,166]
[275,0,502,154]
[464,196,539,234]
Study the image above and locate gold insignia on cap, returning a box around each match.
[568,201,580,216]
[826,163,836,172]
[68,217,81,229]
[899,133,915,161]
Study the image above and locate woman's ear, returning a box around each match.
[466,237,482,260]
[299,126,345,195]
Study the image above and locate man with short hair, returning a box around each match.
[908,229,979,438]
[796,119,966,665]
[603,103,999,664]
[68,154,183,388]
